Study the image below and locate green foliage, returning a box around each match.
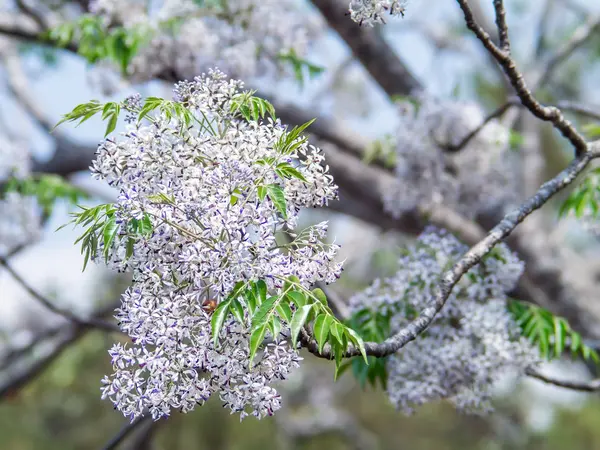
[582,123,600,139]
[2,174,88,216]
[61,204,153,270]
[210,278,368,372]
[230,92,276,122]
[54,100,120,137]
[17,42,60,67]
[338,308,392,390]
[277,49,325,87]
[508,129,525,151]
[559,167,600,219]
[508,299,599,363]
[274,119,315,155]
[44,15,150,74]
[55,96,218,137]
[363,134,397,168]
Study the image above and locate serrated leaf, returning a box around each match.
[102,216,119,261]
[249,324,267,367]
[290,304,313,347]
[257,185,267,201]
[311,288,328,305]
[275,302,292,323]
[244,289,257,316]
[286,290,307,308]
[265,184,287,218]
[268,315,282,338]
[345,327,368,364]
[251,295,279,331]
[211,300,231,347]
[330,321,345,345]
[230,298,245,324]
[314,314,333,354]
[275,163,308,182]
[254,280,267,303]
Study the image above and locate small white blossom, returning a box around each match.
[349,228,539,414]
[93,69,341,421]
[348,0,408,26]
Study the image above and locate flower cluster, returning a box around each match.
[93,69,341,421]
[89,0,321,82]
[349,228,539,414]
[0,135,40,255]
[348,0,408,26]
[384,97,516,219]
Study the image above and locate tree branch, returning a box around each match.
[103,416,152,450]
[302,142,600,359]
[525,366,600,392]
[0,256,120,333]
[456,0,589,156]
[310,0,422,97]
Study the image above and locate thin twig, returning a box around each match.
[456,0,589,156]
[0,256,120,333]
[533,14,600,89]
[445,98,519,152]
[103,416,152,450]
[493,0,510,52]
[0,300,120,400]
[557,101,600,122]
[525,367,600,392]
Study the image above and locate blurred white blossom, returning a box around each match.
[89,0,322,82]
[349,228,539,414]
[0,136,41,254]
[384,96,516,218]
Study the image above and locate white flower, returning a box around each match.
[348,0,408,26]
[93,69,341,420]
[349,228,539,414]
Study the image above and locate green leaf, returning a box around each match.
[275,302,292,323]
[275,163,307,182]
[311,288,328,305]
[230,298,245,324]
[286,290,307,308]
[230,188,242,206]
[290,304,313,347]
[345,327,368,364]
[102,216,119,262]
[257,185,267,201]
[265,184,287,218]
[251,295,279,331]
[268,316,282,339]
[249,325,267,366]
[314,314,333,353]
[244,289,258,316]
[330,321,345,346]
[211,300,231,347]
[254,280,267,303]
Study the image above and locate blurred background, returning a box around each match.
[2,0,600,448]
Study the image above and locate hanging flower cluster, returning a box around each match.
[0,136,40,255]
[349,228,539,414]
[88,0,321,82]
[86,69,342,421]
[348,0,408,26]
[384,97,516,219]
